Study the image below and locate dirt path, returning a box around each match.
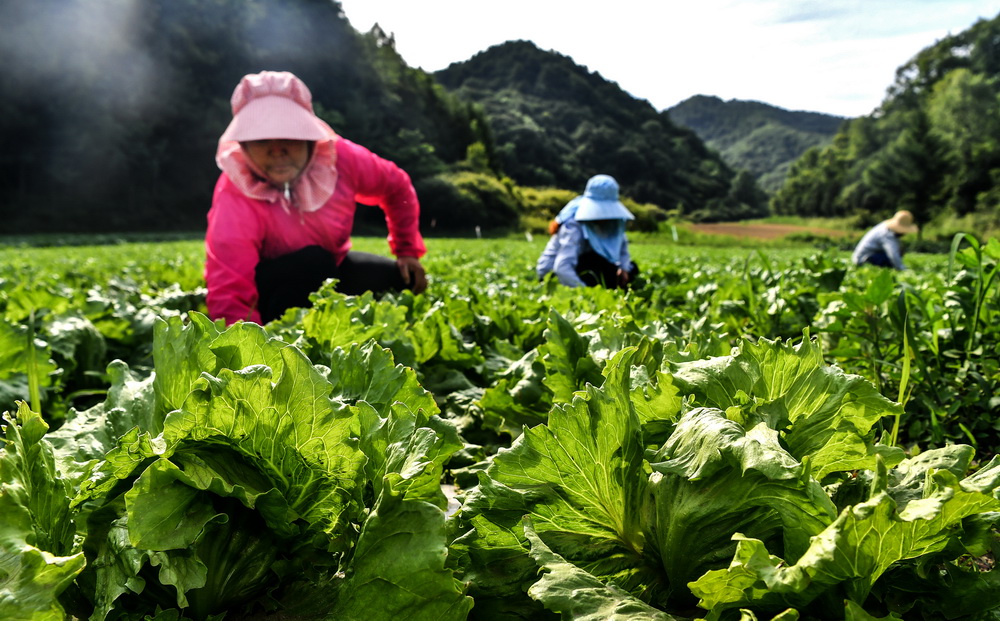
[686,222,850,240]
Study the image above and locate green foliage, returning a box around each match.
[926,68,1000,215]
[813,236,1000,452]
[4,236,1000,618]
[517,186,579,233]
[415,172,521,235]
[0,0,492,235]
[10,315,472,620]
[775,12,1000,228]
[6,236,1000,463]
[515,186,666,234]
[435,41,762,219]
[1,1,760,236]
[0,404,86,620]
[452,344,1000,619]
[668,95,845,194]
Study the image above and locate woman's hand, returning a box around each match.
[616,268,630,288]
[397,256,428,294]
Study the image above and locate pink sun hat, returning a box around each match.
[219,71,329,143]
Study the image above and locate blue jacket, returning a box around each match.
[852,222,906,269]
[536,218,633,286]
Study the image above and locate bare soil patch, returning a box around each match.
[686,222,850,240]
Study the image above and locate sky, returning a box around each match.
[337,0,1000,118]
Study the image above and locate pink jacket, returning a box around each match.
[205,138,426,324]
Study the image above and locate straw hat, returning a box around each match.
[220,71,329,143]
[574,175,635,222]
[885,210,919,235]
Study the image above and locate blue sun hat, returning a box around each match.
[574,175,634,222]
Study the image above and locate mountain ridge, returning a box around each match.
[667,95,846,193]
[435,40,769,221]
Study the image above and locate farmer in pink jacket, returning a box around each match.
[205,71,427,325]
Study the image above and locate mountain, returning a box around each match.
[667,96,846,194]
[435,41,768,221]
[0,1,769,234]
[0,0,491,234]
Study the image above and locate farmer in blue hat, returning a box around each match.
[536,174,639,288]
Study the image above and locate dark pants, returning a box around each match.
[255,245,406,323]
[859,251,894,268]
[576,250,640,289]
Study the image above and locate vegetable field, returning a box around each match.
[3,235,1000,620]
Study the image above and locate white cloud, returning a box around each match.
[338,0,999,116]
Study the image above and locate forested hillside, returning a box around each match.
[667,95,845,194]
[0,0,493,234]
[771,11,1000,233]
[434,41,768,222]
[0,1,768,234]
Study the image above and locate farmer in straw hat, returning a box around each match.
[536,174,639,288]
[851,210,920,270]
[205,71,427,325]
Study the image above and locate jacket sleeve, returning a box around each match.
[880,231,906,269]
[337,139,426,258]
[552,220,586,287]
[619,236,633,271]
[536,234,560,278]
[205,177,266,324]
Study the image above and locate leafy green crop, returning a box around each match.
[3,314,471,620]
[4,237,1000,620]
[451,339,1000,619]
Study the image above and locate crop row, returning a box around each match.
[2,236,999,619]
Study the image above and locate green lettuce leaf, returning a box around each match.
[622,336,683,447]
[169,359,363,540]
[648,407,838,592]
[538,309,603,404]
[358,401,462,510]
[477,349,552,438]
[122,459,287,615]
[0,404,85,620]
[302,287,417,368]
[45,359,157,480]
[320,487,473,620]
[458,348,657,600]
[404,296,485,368]
[71,317,469,619]
[320,340,438,416]
[672,336,905,480]
[151,312,222,417]
[0,317,59,410]
[690,455,1000,616]
[523,518,678,621]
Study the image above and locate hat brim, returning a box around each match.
[220,95,329,143]
[886,221,918,235]
[575,198,634,221]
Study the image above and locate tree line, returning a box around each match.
[771,12,1000,232]
[666,95,845,194]
[0,0,764,236]
[435,41,768,223]
[0,0,493,234]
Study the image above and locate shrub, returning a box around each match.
[415,172,520,235]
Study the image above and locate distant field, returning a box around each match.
[684,221,852,240]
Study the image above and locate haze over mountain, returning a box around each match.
[2,0,997,235]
